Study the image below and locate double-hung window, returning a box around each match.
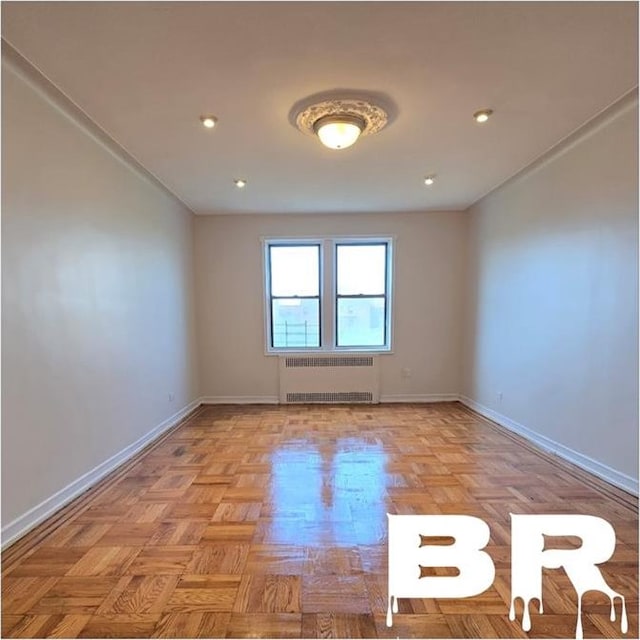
[264,237,393,352]
[268,243,321,349]
[336,243,388,348]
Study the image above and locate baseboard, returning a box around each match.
[6,393,633,550]
[458,395,639,496]
[200,394,460,405]
[380,393,460,403]
[1,398,202,550]
[199,395,280,405]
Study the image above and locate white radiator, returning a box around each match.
[278,355,380,404]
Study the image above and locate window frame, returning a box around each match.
[262,236,394,354]
[333,239,391,351]
[264,240,323,352]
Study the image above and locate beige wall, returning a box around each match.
[463,93,638,484]
[194,212,467,401]
[1,52,199,533]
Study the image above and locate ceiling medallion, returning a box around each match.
[295,99,389,150]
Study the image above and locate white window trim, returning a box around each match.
[262,238,324,354]
[262,235,395,355]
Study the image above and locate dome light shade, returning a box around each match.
[313,115,365,150]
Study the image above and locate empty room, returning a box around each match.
[1,2,638,639]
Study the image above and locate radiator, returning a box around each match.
[278,355,380,404]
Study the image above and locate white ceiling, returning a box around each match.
[2,2,637,215]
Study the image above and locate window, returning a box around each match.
[268,244,321,349]
[336,243,388,348]
[264,238,393,352]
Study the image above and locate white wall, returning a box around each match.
[1,49,200,537]
[463,93,638,488]
[194,212,467,402]
[3,48,637,554]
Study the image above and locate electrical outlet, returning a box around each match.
[401,368,412,379]
[168,392,175,402]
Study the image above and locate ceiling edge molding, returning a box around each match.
[1,39,195,216]
[195,207,466,217]
[467,86,639,210]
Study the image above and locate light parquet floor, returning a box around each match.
[2,402,637,638]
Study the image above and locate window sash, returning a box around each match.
[336,242,388,296]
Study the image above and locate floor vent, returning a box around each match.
[279,355,379,404]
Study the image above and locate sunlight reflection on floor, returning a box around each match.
[269,438,388,546]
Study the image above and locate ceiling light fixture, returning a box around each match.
[200,115,218,129]
[296,99,388,150]
[314,114,365,150]
[473,109,493,123]
[234,178,247,188]
[424,175,436,186]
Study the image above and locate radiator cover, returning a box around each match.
[279,355,380,404]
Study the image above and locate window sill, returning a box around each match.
[265,348,393,356]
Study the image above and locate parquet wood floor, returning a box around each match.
[2,402,637,638]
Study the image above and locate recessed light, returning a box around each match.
[200,115,217,129]
[234,178,247,188]
[424,175,436,186]
[473,109,493,123]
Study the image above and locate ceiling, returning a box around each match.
[2,2,637,215]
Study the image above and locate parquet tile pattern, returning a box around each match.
[2,402,638,638]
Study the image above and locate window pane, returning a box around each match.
[337,244,386,295]
[337,297,385,347]
[270,245,319,297]
[272,298,320,348]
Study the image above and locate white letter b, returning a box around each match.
[387,514,495,626]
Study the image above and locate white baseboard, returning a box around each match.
[1,398,202,550]
[200,395,279,405]
[380,393,460,403]
[200,394,460,404]
[5,393,635,550]
[458,395,639,496]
